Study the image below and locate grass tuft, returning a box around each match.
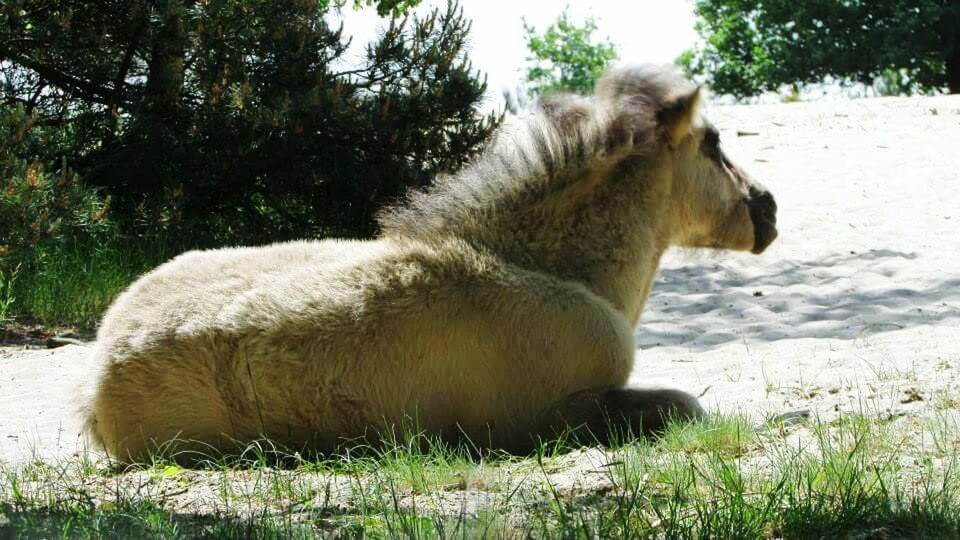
[5,236,180,332]
[4,412,957,538]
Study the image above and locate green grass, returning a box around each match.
[2,414,958,538]
[0,265,17,325]
[4,236,181,332]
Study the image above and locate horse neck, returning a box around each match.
[474,163,670,326]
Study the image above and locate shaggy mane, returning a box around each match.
[377,65,697,241]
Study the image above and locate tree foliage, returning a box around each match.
[0,0,499,243]
[523,10,618,97]
[680,0,960,96]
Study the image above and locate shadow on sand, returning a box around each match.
[638,249,960,350]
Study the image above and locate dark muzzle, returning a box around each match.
[747,185,777,254]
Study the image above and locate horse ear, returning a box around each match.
[658,86,701,147]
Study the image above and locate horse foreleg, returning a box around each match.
[528,386,705,447]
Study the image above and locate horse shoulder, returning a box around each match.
[471,265,636,387]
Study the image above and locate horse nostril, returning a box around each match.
[748,187,777,219]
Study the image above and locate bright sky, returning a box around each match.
[334,1,698,112]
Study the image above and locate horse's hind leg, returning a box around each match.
[530,386,705,447]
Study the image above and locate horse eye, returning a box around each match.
[703,128,720,149]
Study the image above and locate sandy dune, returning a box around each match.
[2,94,959,465]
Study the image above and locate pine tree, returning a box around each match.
[1,0,499,242]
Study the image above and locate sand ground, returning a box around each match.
[2,94,959,466]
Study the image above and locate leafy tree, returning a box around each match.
[522,10,618,97]
[0,0,499,243]
[680,0,960,97]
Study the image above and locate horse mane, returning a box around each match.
[376,64,694,241]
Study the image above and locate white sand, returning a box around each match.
[2,95,959,465]
[0,344,90,464]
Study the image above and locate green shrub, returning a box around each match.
[0,157,112,263]
[0,112,171,329]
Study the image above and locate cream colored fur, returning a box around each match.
[81,65,776,461]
